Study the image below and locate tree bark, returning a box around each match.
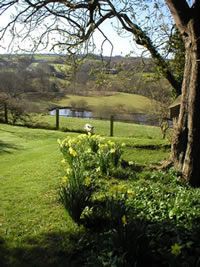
[169,2,200,186]
[170,38,191,169]
[182,20,200,186]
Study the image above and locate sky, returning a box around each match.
[0,20,143,57]
[1,0,194,57]
[0,6,145,57]
[93,20,146,57]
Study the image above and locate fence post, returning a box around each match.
[56,108,59,130]
[4,103,8,124]
[110,115,114,137]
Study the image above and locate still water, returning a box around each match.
[50,108,93,119]
[49,107,160,126]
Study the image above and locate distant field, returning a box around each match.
[52,64,71,72]
[57,92,154,113]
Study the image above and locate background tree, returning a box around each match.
[0,56,67,124]
[0,93,9,123]
[0,70,35,124]
[0,0,200,186]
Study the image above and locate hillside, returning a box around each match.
[0,54,171,116]
[56,92,154,113]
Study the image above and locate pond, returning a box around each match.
[49,107,93,119]
[49,107,160,126]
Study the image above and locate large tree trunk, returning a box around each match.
[170,18,200,186]
[170,41,191,169]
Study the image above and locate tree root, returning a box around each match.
[152,159,174,170]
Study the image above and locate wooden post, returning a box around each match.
[110,115,114,137]
[56,108,59,130]
[4,103,8,124]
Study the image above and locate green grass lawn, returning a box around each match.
[0,122,170,266]
[1,121,200,266]
[37,114,170,139]
[0,124,80,266]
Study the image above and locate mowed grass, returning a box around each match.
[39,114,169,139]
[0,122,170,266]
[0,124,81,266]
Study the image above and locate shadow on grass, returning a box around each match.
[0,231,84,267]
[0,126,62,144]
[0,141,20,154]
[1,220,200,267]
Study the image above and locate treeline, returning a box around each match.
[0,54,170,102]
[0,54,171,124]
[0,55,70,124]
[72,55,170,103]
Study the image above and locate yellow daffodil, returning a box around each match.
[85,177,92,186]
[122,215,127,227]
[109,185,118,194]
[69,147,77,157]
[108,141,115,146]
[91,134,101,140]
[98,144,104,148]
[61,159,66,164]
[118,185,126,193]
[128,161,134,165]
[171,243,182,256]
[62,176,68,184]
[68,139,73,146]
[127,190,136,198]
[110,148,116,153]
[96,167,101,173]
[66,168,72,175]
[121,143,125,147]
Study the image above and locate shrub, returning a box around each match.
[80,168,200,266]
[58,134,200,266]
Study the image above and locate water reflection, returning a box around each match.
[50,108,93,119]
[49,107,162,126]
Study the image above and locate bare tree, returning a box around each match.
[0,70,31,124]
[1,0,200,186]
[0,59,60,123]
[0,93,9,123]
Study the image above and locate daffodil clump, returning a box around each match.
[109,184,136,200]
[58,133,124,177]
[58,133,125,223]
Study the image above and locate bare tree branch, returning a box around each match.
[0,0,182,94]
